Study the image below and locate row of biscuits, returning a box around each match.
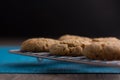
[21,34,120,60]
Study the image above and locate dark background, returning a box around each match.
[0,0,120,38]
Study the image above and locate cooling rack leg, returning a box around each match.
[37,58,43,62]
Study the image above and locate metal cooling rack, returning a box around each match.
[9,50,120,67]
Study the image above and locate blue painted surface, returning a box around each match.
[0,46,120,73]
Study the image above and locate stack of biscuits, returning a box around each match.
[21,35,120,60]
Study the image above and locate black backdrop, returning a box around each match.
[0,0,120,38]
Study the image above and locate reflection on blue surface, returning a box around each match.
[0,46,120,73]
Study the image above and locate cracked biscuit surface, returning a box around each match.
[59,34,92,41]
[21,38,59,52]
[49,39,91,56]
[83,41,120,60]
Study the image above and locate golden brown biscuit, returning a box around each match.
[21,38,59,52]
[83,41,120,60]
[49,39,91,56]
[59,34,91,41]
[92,37,119,42]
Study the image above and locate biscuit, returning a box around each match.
[49,39,91,56]
[92,37,119,42]
[83,41,120,60]
[59,34,91,41]
[21,38,59,52]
